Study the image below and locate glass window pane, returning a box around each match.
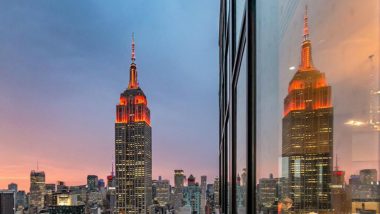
[256,1,380,213]
[235,0,245,45]
[236,48,247,213]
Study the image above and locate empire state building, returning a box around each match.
[115,35,152,214]
[282,8,333,213]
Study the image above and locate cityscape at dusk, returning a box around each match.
[0,0,219,192]
[1,0,380,214]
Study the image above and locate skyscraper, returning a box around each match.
[213,178,219,210]
[183,175,201,213]
[29,170,46,213]
[7,183,17,192]
[282,7,333,212]
[152,176,171,207]
[359,169,378,185]
[87,175,98,191]
[173,170,186,211]
[174,170,185,189]
[0,190,15,214]
[200,176,207,214]
[115,34,152,214]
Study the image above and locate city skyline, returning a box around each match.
[1,1,379,213]
[0,1,219,191]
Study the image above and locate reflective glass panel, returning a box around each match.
[256,1,380,213]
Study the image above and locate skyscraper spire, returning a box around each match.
[300,5,314,70]
[131,32,135,62]
[304,5,309,41]
[128,33,139,89]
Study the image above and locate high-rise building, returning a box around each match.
[281,8,333,212]
[331,162,350,213]
[45,183,56,207]
[87,175,98,191]
[98,179,105,189]
[257,174,277,212]
[213,178,219,210]
[173,170,186,211]
[15,191,26,211]
[200,176,207,214]
[107,163,115,189]
[359,169,378,185]
[8,183,17,192]
[56,181,68,193]
[0,190,15,214]
[174,170,185,189]
[200,176,207,192]
[152,176,171,207]
[183,175,201,214]
[350,169,380,213]
[29,170,46,213]
[115,34,152,214]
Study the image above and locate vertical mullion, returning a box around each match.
[246,0,256,213]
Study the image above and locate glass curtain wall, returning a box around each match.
[220,0,380,214]
[219,0,252,213]
[256,0,380,213]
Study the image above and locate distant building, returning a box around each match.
[175,170,186,189]
[55,193,71,206]
[98,179,105,190]
[44,183,56,207]
[258,174,277,212]
[349,169,380,213]
[205,184,215,214]
[106,164,116,213]
[48,205,85,214]
[29,170,46,213]
[360,169,378,185]
[153,176,171,207]
[87,175,98,191]
[56,181,68,193]
[330,163,351,213]
[8,183,17,192]
[349,174,361,185]
[0,190,15,214]
[15,191,26,211]
[213,178,219,209]
[107,169,115,189]
[45,184,56,192]
[200,176,207,214]
[174,170,186,210]
[69,185,86,194]
[183,175,201,213]
[201,176,207,191]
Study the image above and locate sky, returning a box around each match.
[0,1,219,191]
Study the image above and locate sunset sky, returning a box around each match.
[0,1,219,191]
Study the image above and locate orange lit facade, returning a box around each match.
[282,8,334,213]
[115,35,152,214]
[115,86,151,125]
